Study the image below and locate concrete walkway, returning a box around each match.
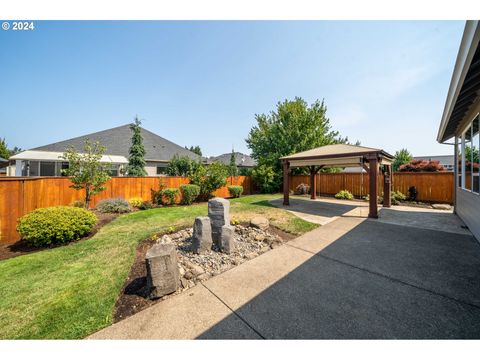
[89,200,480,339]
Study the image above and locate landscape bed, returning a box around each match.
[114,223,295,322]
[0,195,318,339]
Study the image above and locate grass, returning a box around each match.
[0,194,318,339]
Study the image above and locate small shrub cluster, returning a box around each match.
[294,183,310,195]
[138,201,154,210]
[71,200,85,208]
[96,198,131,213]
[335,190,354,200]
[392,190,407,204]
[228,185,243,198]
[128,197,144,208]
[17,206,97,247]
[154,188,179,206]
[398,160,445,172]
[180,184,200,205]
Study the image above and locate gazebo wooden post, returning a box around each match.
[310,166,316,200]
[283,160,290,205]
[367,154,379,219]
[383,164,392,208]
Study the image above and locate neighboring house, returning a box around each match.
[413,155,454,171]
[208,152,256,169]
[437,20,480,241]
[8,124,201,177]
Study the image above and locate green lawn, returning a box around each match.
[0,194,318,339]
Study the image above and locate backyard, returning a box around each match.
[0,194,317,340]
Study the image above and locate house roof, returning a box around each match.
[413,155,454,166]
[0,157,8,163]
[30,124,201,162]
[209,152,256,167]
[438,21,480,143]
[10,150,128,164]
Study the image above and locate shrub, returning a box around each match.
[294,183,310,195]
[71,200,85,208]
[251,164,278,194]
[392,190,407,204]
[180,184,200,205]
[138,201,154,210]
[228,185,243,198]
[157,188,179,206]
[128,197,144,208]
[398,159,445,172]
[335,190,354,200]
[96,198,131,213]
[189,162,228,200]
[17,206,97,247]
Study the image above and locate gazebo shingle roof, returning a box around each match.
[280,144,392,160]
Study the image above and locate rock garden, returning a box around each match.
[114,197,294,322]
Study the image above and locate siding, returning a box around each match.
[456,189,480,241]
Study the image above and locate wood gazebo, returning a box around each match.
[280,144,395,218]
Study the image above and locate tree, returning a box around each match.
[0,138,9,159]
[229,149,238,177]
[126,116,147,176]
[465,145,480,164]
[392,148,413,172]
[166,155,200,176]
[185,145,202,156]
[251,165,277,193]
[61,139,111,208]
[0,138,22,159]
[246,97,346,189]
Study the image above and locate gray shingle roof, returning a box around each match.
[33,124,201,162]
[209,152,256,167]
[0,157,8,162]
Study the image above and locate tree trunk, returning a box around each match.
[85,187,91,209]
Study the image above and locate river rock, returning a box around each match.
[250,216,269,230]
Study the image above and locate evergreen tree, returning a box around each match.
[126,116,147,176]
[229,148,238,177]
[185,145,202,156]
[0,138,10,159]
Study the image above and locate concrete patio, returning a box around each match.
[89,197,480,339]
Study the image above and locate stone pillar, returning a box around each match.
[220,224,236,254]
[145,243,180,299]
[283,160,290,205]
[208,198,230,247]
[192,216,213,254]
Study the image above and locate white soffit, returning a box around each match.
[10,150,128,164]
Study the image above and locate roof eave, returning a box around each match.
[438,21,480,143]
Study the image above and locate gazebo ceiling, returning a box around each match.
[280,144,394,168]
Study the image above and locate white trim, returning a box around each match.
[437,20,480,143]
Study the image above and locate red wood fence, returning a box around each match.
[0,176,251,245]
[290,172,454,204]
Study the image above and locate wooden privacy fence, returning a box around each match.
[0,176,251,245]
[290,172,454,204]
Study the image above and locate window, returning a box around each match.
[156,166,167,175]
[29,161,39,176]
[40,162,56,176]
[464,125,472,191]
[473,116,479,194]
[457,136,462,187]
